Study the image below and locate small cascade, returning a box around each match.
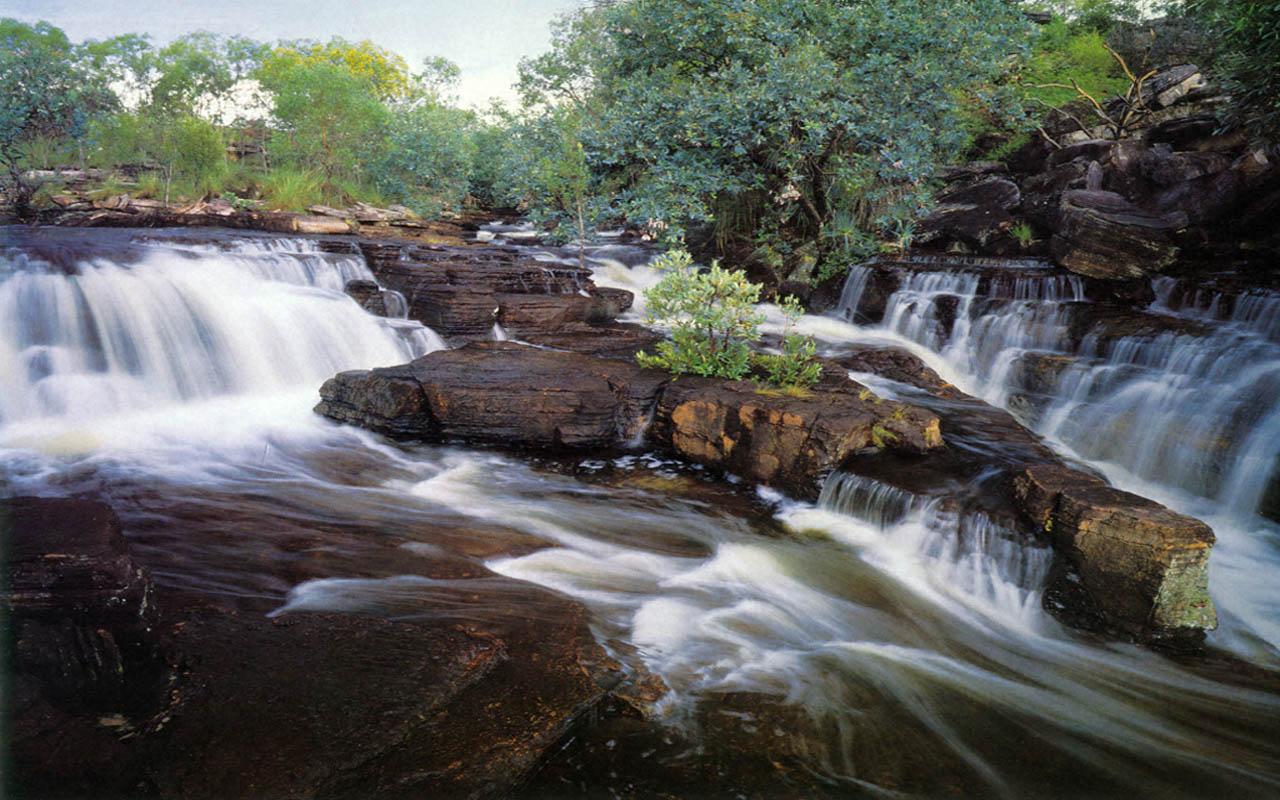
[833,265,874,323]
[815,473,1053,621]
[491,322,509,341]
[0,230,443,427]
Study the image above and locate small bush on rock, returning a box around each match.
[756,296,823,391]
[637,250,763,380]
[637,251,821,390]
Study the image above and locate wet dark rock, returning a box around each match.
[343,279,396,317]
[833,345,961,398]
[1013,464,1217,640]
[1050,189,1179,279]
[917,177,1021,249]
[1005,352,1077,420]
[1022,161,1090,229]
[363,247,631,338]
[651,366,943,498]
[318,341,666,450]
[3,497,167,713]
[521,323,664,361]
[1146,115,1222,149]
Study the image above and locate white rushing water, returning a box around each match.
[3,227,1279,796]
[835,260,1280,663]
[0,229,443,450]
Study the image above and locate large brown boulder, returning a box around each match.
[1012,464,1217,640]
[317,341,667,450]
[1050,189,1179,279]
[318,344,944,498]
[652,368,943,498]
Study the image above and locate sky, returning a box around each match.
[0,0,584,107]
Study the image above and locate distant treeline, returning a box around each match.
[2,1,1273,278]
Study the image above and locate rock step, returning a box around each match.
[1014,464,1216,640]
[316,341,943,499]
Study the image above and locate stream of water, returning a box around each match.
[3,225,1279,797]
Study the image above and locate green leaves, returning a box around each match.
[1183,0,1280,136]
[515,0,1029,264]
[637,250,764,380]
[636,251,820,390]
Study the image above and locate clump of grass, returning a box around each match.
[754,385,814,399]
[86,177,136,201]
[259,168,325,211]
[1011,222,1036,249]
[132,172,165,199]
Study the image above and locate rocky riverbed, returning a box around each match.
[4,221,1280,799]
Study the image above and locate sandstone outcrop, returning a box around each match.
[1013,464,1217,639]
[317,343,945,498]
[652,368,943,495]
[1050,189,1179,279]
[318,341,667,449]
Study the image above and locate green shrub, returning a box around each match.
[1184,0,1280,137]
[636,251,822,390]
[636,250,764,380]
[259,168,324,211]
[755,296,822,390]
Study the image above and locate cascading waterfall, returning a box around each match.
[0,230,442,434]
[4,225,1280,797]
[834,259,1280,660]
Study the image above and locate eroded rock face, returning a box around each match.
[652,368,943,498]
[360,245,632,339]
[3,497,166,711]
[1050,189,1179,279]
[1012,464,1217,639]
[318,344,944,498]
[918,177,1021,249]
[318,341,667,449]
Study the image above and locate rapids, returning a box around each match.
[3,225,1279,797]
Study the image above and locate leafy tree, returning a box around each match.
[519,0,1029,273]
[261,38,411,102]
[148,32,265,120]
[372,102,476,215]
[637,250,765,380]
[265,61,388,188]
[1182,0,1280,137]
[0,19,114,215]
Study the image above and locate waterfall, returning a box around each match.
[815,473,1053,624]
[0,230,442,429]
[830,260,1280,660]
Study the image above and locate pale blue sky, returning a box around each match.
[0,0,584,106]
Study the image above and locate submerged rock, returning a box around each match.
[1012,464,1217,640]
[3,496,167,713]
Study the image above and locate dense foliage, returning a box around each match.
[516,0,1031,277]
[0,20,115,212]
[1182,0,1280,136]
[8,0,1270,255]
